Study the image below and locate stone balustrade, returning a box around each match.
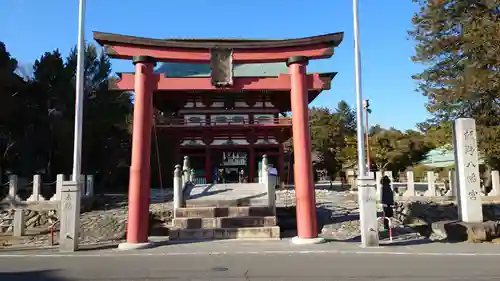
[171,155,277,212]
[367,170,500,201]
[0,174,94,236]
[0,174,94,206]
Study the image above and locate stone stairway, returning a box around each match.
[169,206,279,240]
[169,184,280,241]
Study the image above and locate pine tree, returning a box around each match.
[410,0,500,166]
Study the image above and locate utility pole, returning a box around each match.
[352,0,379,248]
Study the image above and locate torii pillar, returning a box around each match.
[118,56,156,250]
[287,56,324,244]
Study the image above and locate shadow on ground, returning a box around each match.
[89,192,173,211]
[277,205,437,246]
[395,201,500,242]
[332,235,434,246]
[0,270,67,281]
[278,206,357,239]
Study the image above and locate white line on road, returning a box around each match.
[0,249,499,258]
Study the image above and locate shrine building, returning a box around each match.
[151,62,335,184]
[94,31,343,247]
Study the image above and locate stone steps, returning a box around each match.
[175,206,275,218]
[173,216,277,229]
[171,206,280,241]
[169,226,280,240]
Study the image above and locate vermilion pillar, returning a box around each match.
[126,56,155,245]
[287,56,318,240]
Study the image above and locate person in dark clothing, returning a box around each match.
[380,175,394,230]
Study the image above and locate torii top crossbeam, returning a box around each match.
[93,31,343,64]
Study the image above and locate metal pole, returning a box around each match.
[353,0,366,176]
[71,0,86,181]
[353,0,379,248]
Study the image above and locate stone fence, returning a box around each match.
[373,170,500,201]
[0,174,94,234]
[0,174,94,207]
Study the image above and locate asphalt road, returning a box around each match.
[0,251,499,281]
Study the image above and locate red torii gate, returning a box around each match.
[94,31,344,248]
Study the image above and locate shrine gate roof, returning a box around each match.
[93,31,343,63]
[94,32,343,50]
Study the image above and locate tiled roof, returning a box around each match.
[418,147,485,168]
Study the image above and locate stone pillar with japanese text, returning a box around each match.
[452,118,483,223]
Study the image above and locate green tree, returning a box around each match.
[0,42,133,192]
[74,46,131,187]
[309,107,344,183]
[338,135,357,171]
[410,0,500,168]
[336,100,356,135]
[369,127,432,171]
[0,42,27,182]
[26,50,73,177]
[417,121,453,149]
[336,101,357,171]
[66,45,133,191]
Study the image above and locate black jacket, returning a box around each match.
[380,184,394,206]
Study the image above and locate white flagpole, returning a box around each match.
[71,0,86,181]
[353,0,379,248]
[353,0,366,176]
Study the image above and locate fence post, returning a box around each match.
[13,209,25,237]
[424,171,436,197]
[262,155,276,212]
[173,165,183,212]
[27,174,44,202]
[59,180,81,252]
[51,174,64,201]
[444,170,453,196]
[491,170,500,196]
[375,171,382,198]
[3,175,20,203]
[85,175,94,197]
[267,174,277,213]
[182,156,190,186]
[80,175,86,197]
[403,171,415,197]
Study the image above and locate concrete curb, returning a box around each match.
[1,247,500,258]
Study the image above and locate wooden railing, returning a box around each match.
[157,117,292,127]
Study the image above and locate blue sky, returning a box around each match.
[0,0,429,130]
